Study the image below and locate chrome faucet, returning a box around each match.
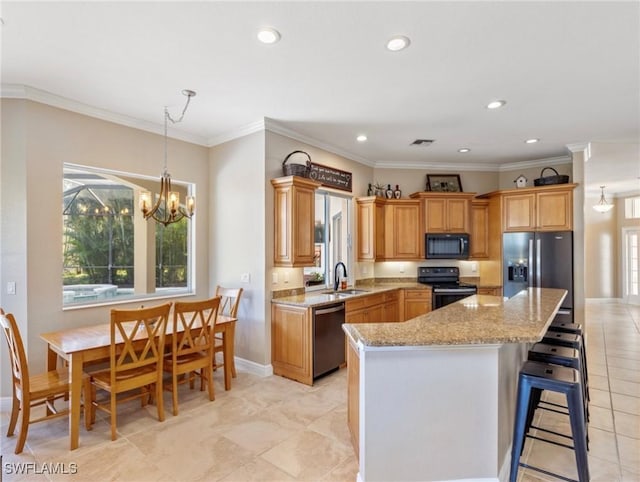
[334,262,347,291]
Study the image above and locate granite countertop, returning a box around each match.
[343,288,566,347]
[271,282,430,308]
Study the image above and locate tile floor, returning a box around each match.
[1,299,639,481]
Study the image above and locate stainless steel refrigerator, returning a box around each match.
[503,231,573,323]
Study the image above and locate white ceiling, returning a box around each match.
[1,1,639,190]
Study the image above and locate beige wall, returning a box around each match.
[498,161,572,190]
[584,195,618,297]
[209,131,269,365]
[374,168,498,197]
[0,99,210,396]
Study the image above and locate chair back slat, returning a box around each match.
[110,303,171,379]
[215,286,243,317]
[173,297,220,358]
[0,312,29,395]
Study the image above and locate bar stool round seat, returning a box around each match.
[510,360,589,482]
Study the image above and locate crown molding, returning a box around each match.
[1,84,209,146]
[498,155,572,172]
[207,119,266,147]
[264,118,376,167]
[374,161,502,171]
[566,143,588,153]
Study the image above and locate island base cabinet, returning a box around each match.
[353,343,529,482]
[347,338,360,457]
[271,304,313,385]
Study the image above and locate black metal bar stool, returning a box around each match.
[528,343,589,429]
[510,360,589,482]
[547,322,589,401]
[541,330,590,402]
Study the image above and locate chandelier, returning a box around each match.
[139,89,196,226]
[592,185,614,213]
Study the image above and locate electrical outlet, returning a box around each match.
[362,266,368,275]
[6,281,16,295]
[471,262,478,273]
[272,272,278,284]
[240,273,251,283]
[284,271,289,284]
[399,263,405,273]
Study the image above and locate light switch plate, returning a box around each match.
[272,272,278,284]
[7,281,16,295]
[240,273,251,283]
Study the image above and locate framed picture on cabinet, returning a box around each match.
[426,174,463,192]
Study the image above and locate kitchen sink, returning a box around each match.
[322,289,369,296]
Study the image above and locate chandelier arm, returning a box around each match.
[143,175,167,220]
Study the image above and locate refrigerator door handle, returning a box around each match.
[528,238,534,287]
[536,238,541,284]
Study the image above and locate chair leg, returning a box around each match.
[510,377,532,482]
[7,393,20,436]
[83,378,93,431]
[172,372,179,416]
[156,375,165,423]
[110,392,117,441]
[206,367,215,402]
[14,401,30,454]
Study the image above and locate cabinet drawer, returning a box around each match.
[404,289,431,300]
[346,293,385,312]
[383,290,399,302]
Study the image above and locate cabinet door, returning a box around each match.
[424,199,447,232]
[447,199,469,232]
[366,304,385,323]
[292,187,316,265]
[470,201,489,259]
[403,289,431,320]
[271,304,312,384]
[356,198,385,261]
[503,194,536,231]
[536,190,573,231]
[346,309,367,324]
[385,202,422,259]
[383,300,400,322]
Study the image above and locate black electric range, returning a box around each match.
[417,267,477,309]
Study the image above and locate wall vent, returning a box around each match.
[411,139,435,146]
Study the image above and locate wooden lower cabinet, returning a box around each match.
[402,288,432,321]
[271,303,313,385]
[346,290,400,323]
[477,287,502,296]
[347,338,360,456]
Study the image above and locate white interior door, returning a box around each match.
[622,227,640,305]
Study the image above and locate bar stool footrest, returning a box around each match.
[519,462,578,482]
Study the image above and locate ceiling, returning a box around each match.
[1,1,639,190]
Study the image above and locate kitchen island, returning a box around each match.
[343,287,566,482]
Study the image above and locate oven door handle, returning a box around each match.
[433,289,477,295]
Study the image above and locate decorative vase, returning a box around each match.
[385,184,394,199]
[367,183,373,196]
[394,185,401,199]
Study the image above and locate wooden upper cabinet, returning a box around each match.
[470,200,489,259]
[536,189,573,231]
[499,184,576,232]
[410,192,475,234]
[356,197,385,261]
[384,199,422,260]
[503,193,536,231]
[271,176,321,267]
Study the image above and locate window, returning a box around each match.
[625,196,640,219]
[62,164,194,307]
[304,191,352,290]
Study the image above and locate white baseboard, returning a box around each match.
[586,297,624,304]
[234,357,273,378]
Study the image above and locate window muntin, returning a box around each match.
[63,164,194,307]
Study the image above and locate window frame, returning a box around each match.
[62,163,196,310]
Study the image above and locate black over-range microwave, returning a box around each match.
[425,233,470,259]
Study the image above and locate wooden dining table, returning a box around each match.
[40,314,237,450]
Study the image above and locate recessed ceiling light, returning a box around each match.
[525,138,540,144]
[458,148,471,153]
[257,27,281,44]
[486,100,506,109]
[386,36,411,51]
[356,135,368,142]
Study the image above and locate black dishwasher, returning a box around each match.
[313,302,346,378]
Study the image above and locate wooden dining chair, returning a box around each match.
[84,302,171,440]
[1,311,70,454]
[163,296,220,415]
[213,286,243,376]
